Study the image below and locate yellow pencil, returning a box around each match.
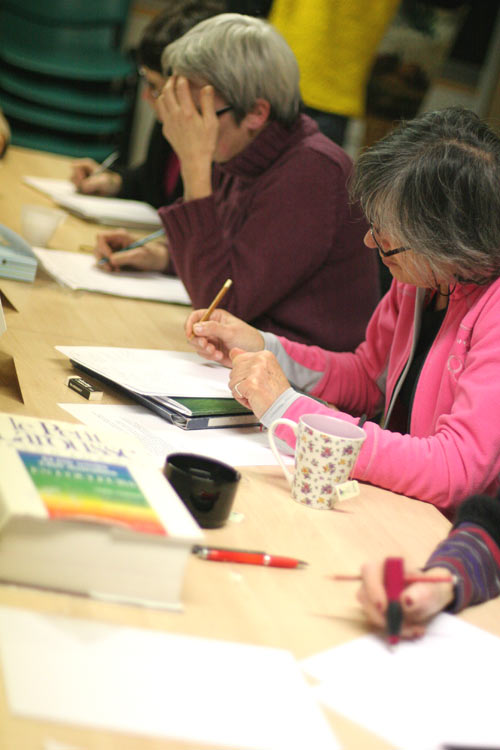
[189,278,232,339]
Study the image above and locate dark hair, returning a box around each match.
[351,107,500,284]
[136,0,225,72]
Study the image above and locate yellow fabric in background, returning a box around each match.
[269,0,400,118]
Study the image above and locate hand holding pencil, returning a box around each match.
[186,300,265,368]
[94,228,169,272]
[349,557,456,642]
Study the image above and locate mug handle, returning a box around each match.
[268,418,298,486]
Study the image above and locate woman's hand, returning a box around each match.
[186,308,264,367]
[228,348,291,419]
[94,230,169,272]
[70,159,122,196]
[157,76,217,200]
[356,560,456,639]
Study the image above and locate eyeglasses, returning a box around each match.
[138,68,163,99]
[215,105,233,117]
[370,223,411,258]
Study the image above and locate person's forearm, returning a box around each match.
[424,523,500,611]
[181,162,213,201]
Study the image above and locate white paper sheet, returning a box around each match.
[56,347,236,398]
[58,403,294,467]
[34,247,190,304]
[302,614,500,750]
[0,606,339,750]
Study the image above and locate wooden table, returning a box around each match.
[1,147,499,750]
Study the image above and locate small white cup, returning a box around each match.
[21,204,65,247]
[268,414,366,509]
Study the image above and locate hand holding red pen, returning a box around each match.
[356,557,456,640]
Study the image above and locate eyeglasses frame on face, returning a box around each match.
[370,223,411,258]
[138,68,163,99]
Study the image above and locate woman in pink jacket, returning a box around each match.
[186,107,500,515]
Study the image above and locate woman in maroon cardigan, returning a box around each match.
[94,13,379,352]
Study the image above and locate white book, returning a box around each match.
[0,413,203,610]
[34,247,191,305]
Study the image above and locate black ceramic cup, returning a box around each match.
[163,452,241,529]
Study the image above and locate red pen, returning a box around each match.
[384,557,405,646]
[192,545,307,568]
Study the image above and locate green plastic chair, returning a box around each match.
[0,9,134,80]
[1,0,132,27]
[0,67,130,116]
[0,92,125,136]
[11,129,120,161]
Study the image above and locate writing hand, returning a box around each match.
[356,559,456,639]
[186,309,264,367]
[71,159,122,196]
[94,230,169,272]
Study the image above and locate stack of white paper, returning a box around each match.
[56,194,161,229]
[23,176,76,200]
[23,176,161,229]
[56,347,235,398]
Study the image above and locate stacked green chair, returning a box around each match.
[0,0,136,160]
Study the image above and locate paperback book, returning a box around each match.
[0,413,203,609]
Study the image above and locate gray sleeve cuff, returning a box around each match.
[260,387,302,428]
[259,332,325,392]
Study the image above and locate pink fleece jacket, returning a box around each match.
[276,279,500,514]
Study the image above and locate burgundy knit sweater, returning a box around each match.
[159,115,379,351]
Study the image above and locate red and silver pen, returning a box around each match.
[192,545,307,568]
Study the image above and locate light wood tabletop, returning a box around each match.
[1,146,499,750]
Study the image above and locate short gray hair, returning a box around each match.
[162,13,300,126]
[351,107,500,285]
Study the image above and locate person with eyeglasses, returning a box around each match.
[184,106,500,514]
[70,1,224,206]
[94,13,380,352]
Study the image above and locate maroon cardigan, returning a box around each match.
[159,115,379,351]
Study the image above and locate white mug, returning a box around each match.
[268,414,366,509]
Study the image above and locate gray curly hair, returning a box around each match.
[351,107,500,285]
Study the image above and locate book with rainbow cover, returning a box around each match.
[0,413,202,609]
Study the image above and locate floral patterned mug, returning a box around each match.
[268,414,366,509]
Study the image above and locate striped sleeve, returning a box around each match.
[424,521,500,612]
